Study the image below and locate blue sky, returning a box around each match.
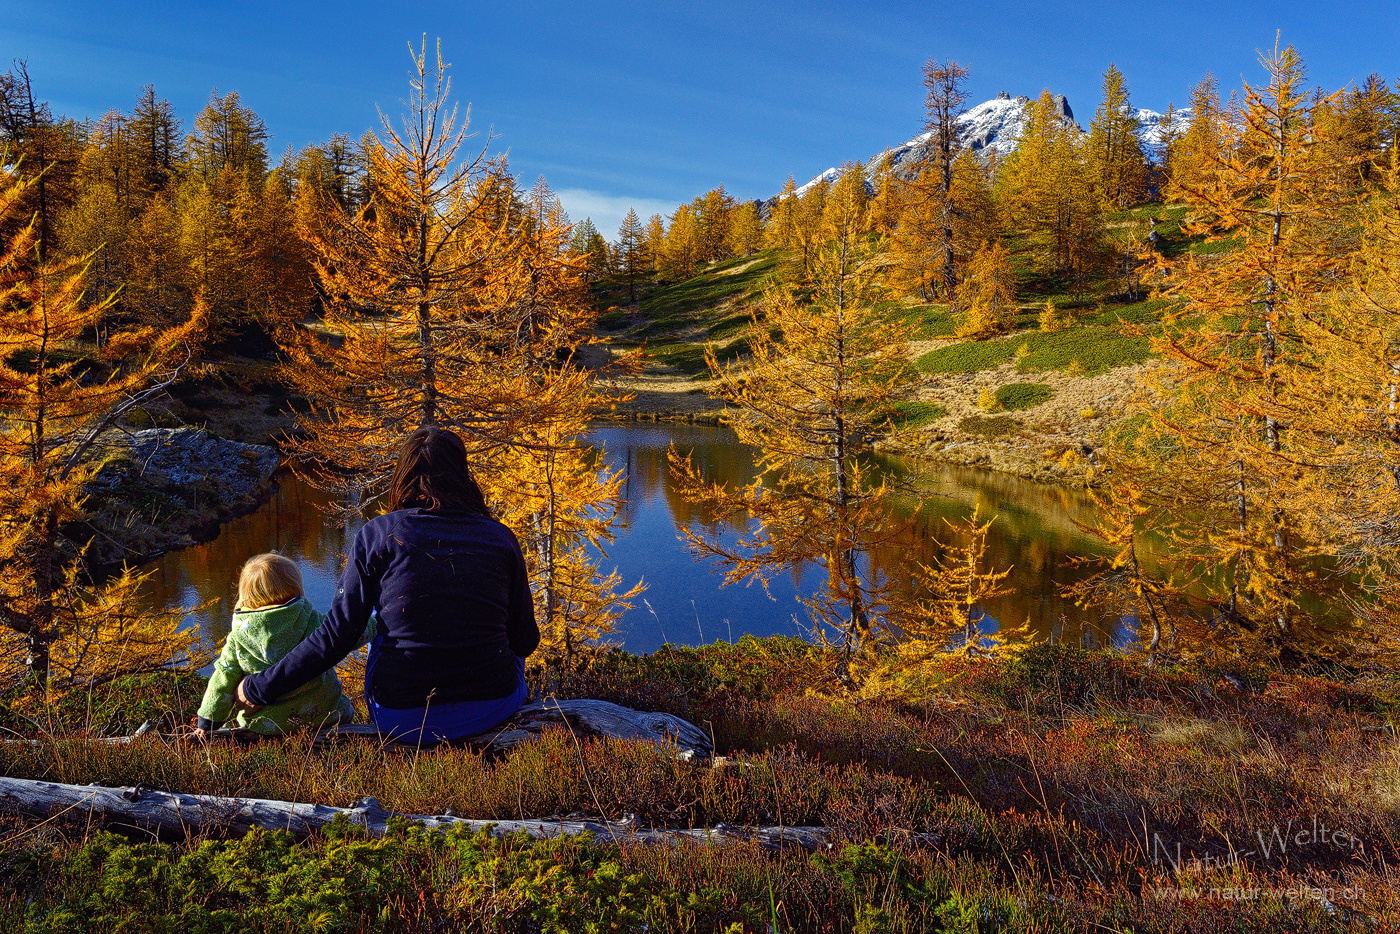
[4,1,1397,237]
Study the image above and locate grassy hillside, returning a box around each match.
[596,207,1183,472]
[595,251,784,378]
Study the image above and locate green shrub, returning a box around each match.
[918,325,1152,377]
[1088,298,1168,326]
[2,824,682,933]
[1014,327,1151,375]
[886,401,946,430]
[994,382,1053,411]
[957,414,1020,437]
[915,339,1018,374]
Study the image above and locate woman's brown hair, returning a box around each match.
[386,427,489,515]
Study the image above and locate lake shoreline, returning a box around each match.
[600,361,1149,490]
[82,428,282,573]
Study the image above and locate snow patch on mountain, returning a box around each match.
[763,92,1192,213]
[793,166,842,199]
[1133,107,1193,150]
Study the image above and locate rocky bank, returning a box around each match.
[83,428,281,568]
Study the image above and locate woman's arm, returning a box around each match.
[506,534,540,659]
[239,525,382,707]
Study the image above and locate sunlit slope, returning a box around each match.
[599,251,783,377]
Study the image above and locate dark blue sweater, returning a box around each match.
[241,508,539,710]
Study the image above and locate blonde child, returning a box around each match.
[193,553,373,738]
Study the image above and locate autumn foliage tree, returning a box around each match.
[670,165,909,661]
[764,176,800,251]
[1117,44,1357,658]
[616,208,646,302]
[997,90,1102,282]
[1087,64,1149,208]
[0,159,204,693]
[916,59,969,297]
[892,150,997,302]
[279,40,636,658]
[956,240,1018,336]
[1164,73,1225,207]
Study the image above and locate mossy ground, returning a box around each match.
[881,205,1193,482]
[2,640,1396,931]
[992,382,1053,411]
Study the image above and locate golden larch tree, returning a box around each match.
[920,58,969,297]
[280,41,637,656]
[956,240,1018,336]
[764,176,799,251]
[1131,43,1356,656]
[0,160,204,693]
[670,164,909,660]
[1087,64,1149,208]
[997,90,1102,280]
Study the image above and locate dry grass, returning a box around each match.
[3,640,1398,929]
[881,357,1174,482]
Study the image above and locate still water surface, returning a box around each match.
[135,423,1126,653]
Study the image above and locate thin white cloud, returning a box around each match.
[554,188,676,242]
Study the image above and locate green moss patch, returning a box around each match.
[886,401,947,430]
[915,338,1018,374]
[1013,328,1151,375]
[994,382,1053,411]
[1088,298,1169,326]
[917,324,1152,377]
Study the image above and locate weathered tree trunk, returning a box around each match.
[314,698,712,759]
[0,776,829,849]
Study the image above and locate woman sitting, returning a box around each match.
[237,427,539,744]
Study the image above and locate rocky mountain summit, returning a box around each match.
[765,92,1189,211]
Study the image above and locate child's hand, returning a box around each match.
[235,678,263,712]
[191,727,208,742]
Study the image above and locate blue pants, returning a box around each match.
[366,651,528,745]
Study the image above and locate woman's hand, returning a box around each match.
[235,678,264,712]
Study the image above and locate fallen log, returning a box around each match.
[308,697,713,761]
[0,776,829,850]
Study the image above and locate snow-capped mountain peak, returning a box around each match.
[762,91,1190,212]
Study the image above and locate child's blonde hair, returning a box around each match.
[235,553,303,611]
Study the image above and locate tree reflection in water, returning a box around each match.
[135,423,1137,656]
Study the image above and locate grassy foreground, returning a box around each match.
[1,639,1397,931]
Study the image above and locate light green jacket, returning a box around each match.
[197,597,376,735]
